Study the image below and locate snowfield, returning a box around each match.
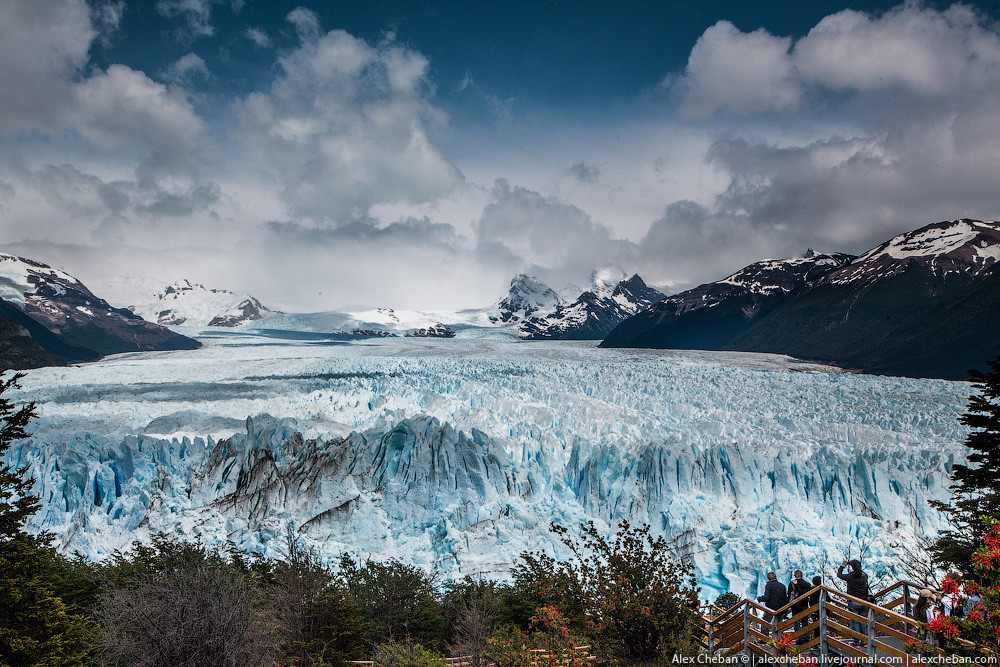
[4,328,970,598]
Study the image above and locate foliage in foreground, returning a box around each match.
[516,520,702,662]
[0,373,85,666]
[932,356,1000,574]
[909,354,1000,657]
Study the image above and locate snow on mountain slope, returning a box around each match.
[716,251,857,295]
[0,254,199,361]
[490,274,562,323]
[132,280,274,327]
[519,272,664,340]
[5,334,968,597]
[826,219,1000,285]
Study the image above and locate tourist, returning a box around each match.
[837,559,870,640]
[758,571,789,636]
[788,570,812,642]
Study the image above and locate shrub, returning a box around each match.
[371,639,446,667]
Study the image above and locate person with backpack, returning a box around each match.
[788,570,813,642]
[837,559,870,640]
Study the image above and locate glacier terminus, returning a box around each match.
[5,330,969,599]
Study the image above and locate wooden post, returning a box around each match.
[867,606,876,658]
[903,583,911,618]
[819,590,828,661]
[744,604,751,657]
[708,618,714,653]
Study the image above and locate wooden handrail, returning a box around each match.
[698,577,983,662]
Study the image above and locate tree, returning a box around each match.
[516,521,701,662]
[932,356,1000,574]
[715,592,740,610]
[340,556,446,654]
[264,530,366,667]
[371,640,446,667]
[443,578,504,665]
[94,537,274,666]
[0,372,84,666]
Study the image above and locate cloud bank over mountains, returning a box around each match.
[1,0,998,310]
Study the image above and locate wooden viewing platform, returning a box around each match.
[698,579,977,663]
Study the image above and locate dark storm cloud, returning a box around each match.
[474,179,642,288]
[265,216,464,251]
[567,161,601,184]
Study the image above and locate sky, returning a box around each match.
[1,0,999,312]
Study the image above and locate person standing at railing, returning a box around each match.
[837,559,870,641]
[913,590,935,625]
[788,570,812,643]
[809,576,822,641]
[758,571,789,637]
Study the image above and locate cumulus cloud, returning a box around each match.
[235,8,462,223]
[793,4,1000,95]
[675,21,799,117]
[73,64,207,173]
[245,27,271,48]
[157,0,217,40]
[91,0,126,47]
[675,3,1000,118]
[474,179,642,287]
[162,53,212,85]
[654,2,1000,287]
[0,0,94,132]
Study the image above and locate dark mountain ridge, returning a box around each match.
[602,219,1000,380]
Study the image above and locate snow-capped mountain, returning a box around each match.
[0,254,199,369]
[489,274,562,323]
[601,251,853,350]
[132,280,274,327]
[604,219,1000,379]
[825,218,1000,285]
[519,270,665,340]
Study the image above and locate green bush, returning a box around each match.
[371,640,446,667]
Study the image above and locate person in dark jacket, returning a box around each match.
[758,571,789,635]
[809,575,822,641]
[788,570,813,642]
[837,559,870,638]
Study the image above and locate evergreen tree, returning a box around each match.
[932,356,1000,575]
[0,373,84,665]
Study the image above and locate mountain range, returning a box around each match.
[0,255,200,371]
[518,271,664,340]
[130,279,275,328]
[602,219,1000,380]
[3,218,997,379]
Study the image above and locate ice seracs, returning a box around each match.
[5,334,968,598]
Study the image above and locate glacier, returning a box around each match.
[3,328,970,599]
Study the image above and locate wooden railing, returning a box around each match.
[699,581,973,664]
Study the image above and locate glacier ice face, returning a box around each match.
[4,333,970,598]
